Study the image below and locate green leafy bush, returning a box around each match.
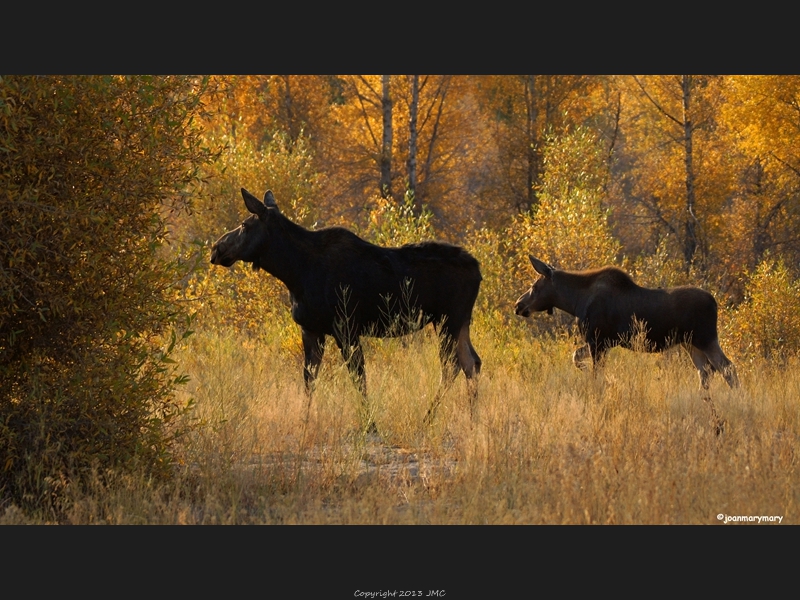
[467,127,620,334]
[725,258,800,361]
[509,127,620,273]
[0,76,214,512]
[173,129,321,362]
[362,192,435,247]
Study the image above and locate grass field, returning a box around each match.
[6,315,795,525]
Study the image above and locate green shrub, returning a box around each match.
[466,127,620,336]
[725,258,800,361]
[172,129,321,361]
[509,127,620,273]
[0,76,214,513]
[362,192,435,247]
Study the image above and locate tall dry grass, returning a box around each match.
[6,315,795,525]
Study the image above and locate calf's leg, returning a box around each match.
[572,344,592,370]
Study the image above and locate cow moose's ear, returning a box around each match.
[529,255,553,278]
[263,190,279,210]
[241,188,269,220]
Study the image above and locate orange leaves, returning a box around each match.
[722,76,800,161]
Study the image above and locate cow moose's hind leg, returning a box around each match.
[425,323,481,424]
[687,344,713,391]
[456,324,481,378]
[424,330,459,425]
[703,339,739,389]
[686,343,727,436]
[687,340,739,390]
[335,336,376,434]
[456,324,481,418]
[301,328,326,393]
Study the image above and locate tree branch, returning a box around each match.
[632,76,683,128]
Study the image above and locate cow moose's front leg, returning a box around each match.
[301,328,326,393]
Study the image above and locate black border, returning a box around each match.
[1,524,793,595]
[4,7,787,75]
[3,8,792,597]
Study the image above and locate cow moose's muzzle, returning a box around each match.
[210,242,236,268]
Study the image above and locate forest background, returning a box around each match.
[1,75,799,522]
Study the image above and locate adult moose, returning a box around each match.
[514,256,739,394]
[210,188,482,426]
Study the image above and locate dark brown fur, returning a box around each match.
[210,188,482,425]
[514,256,738,390]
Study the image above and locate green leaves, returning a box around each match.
[512,127,620,272]
[726,258,800,361]
[0,75,214,512]
[364,192,435,247]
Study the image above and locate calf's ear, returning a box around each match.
[241,188,269,219]
[529,255,553,278]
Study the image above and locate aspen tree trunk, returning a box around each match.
[281,75,297,145]
[681,75,700,268]
[407,75,419,205]
[524,75,539,211]
[421,76,451,211]
[380,75,393,199]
